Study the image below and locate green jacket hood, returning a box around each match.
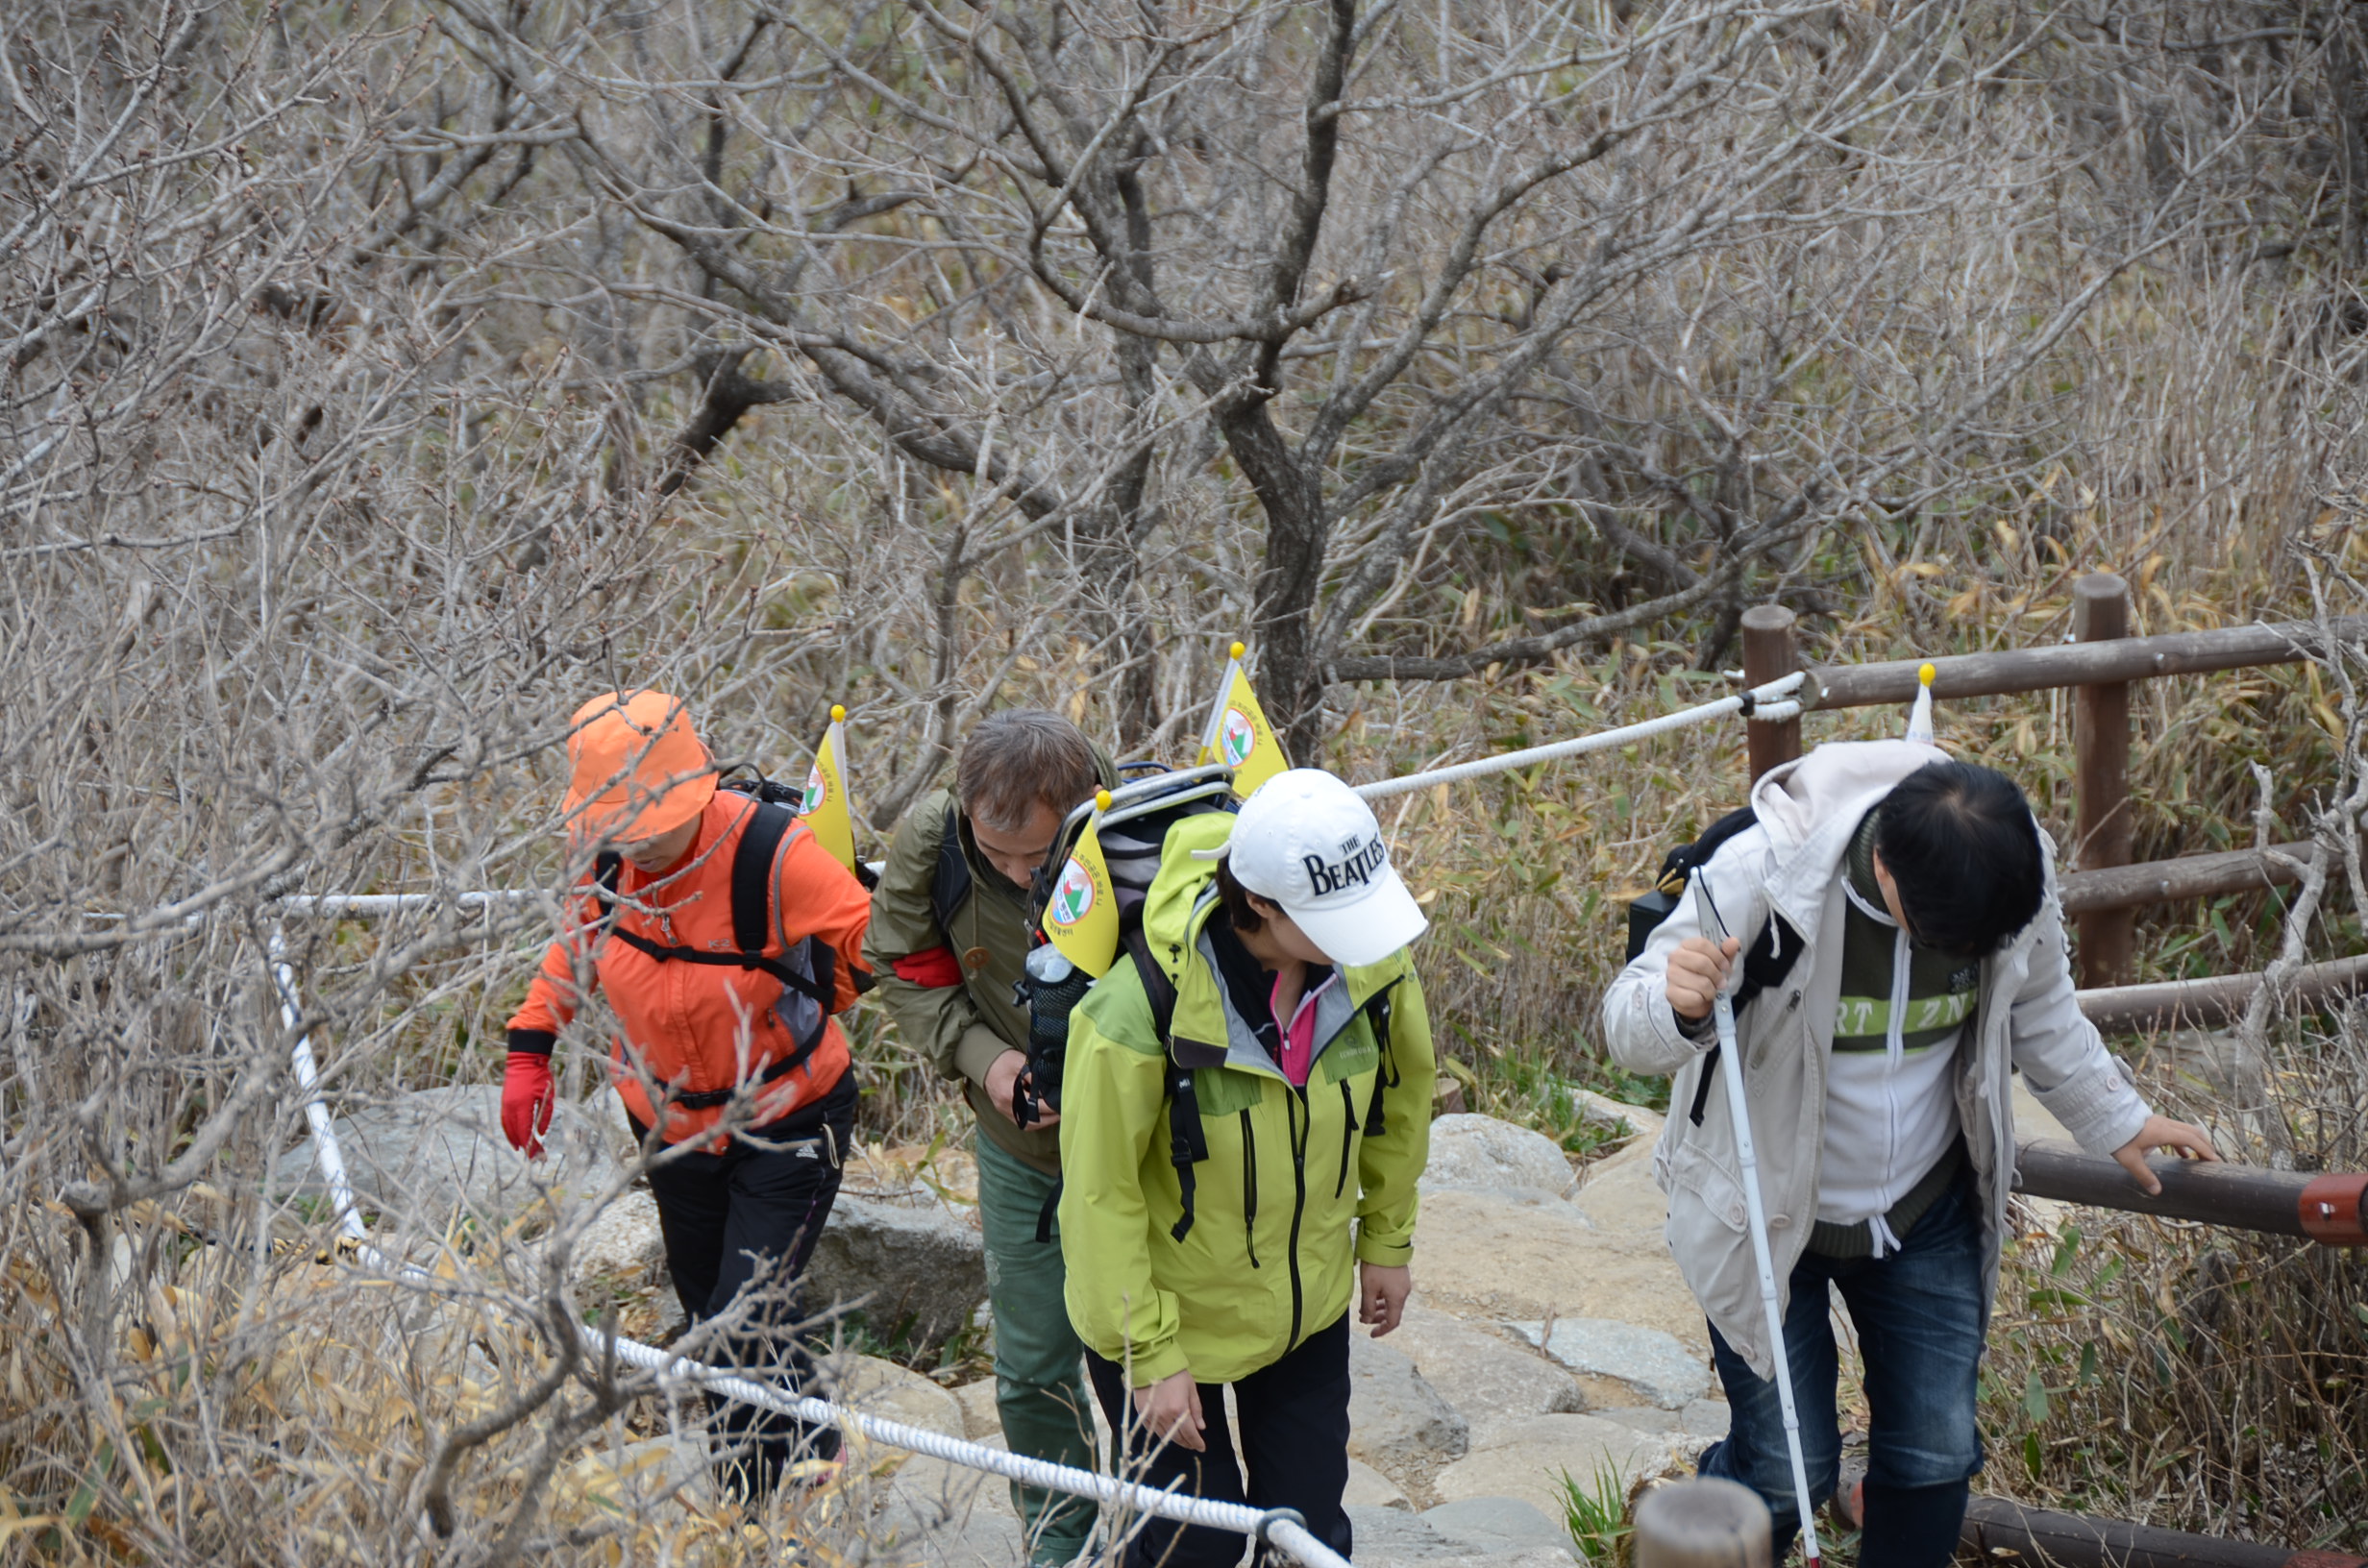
[1139,810,1232,959]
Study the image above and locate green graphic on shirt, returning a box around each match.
[1831,988,1976,1049]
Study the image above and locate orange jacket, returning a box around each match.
[507,791,872,1145]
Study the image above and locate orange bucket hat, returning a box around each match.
[563,691,717,843]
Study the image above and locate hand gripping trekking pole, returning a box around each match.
[1690,880,1824,1567]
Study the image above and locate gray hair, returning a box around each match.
[957,709,1098,833]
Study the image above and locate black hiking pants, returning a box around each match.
[634,1070,856,1498]
[1086,1311,1354,1568]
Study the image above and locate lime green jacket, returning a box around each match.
[1057,813,1435,1387]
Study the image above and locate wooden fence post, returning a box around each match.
[1633,1477,1772,1568]
[2073,573,2134,988]
[1740,604,1801,784]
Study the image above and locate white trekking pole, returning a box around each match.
[1691,879,1824,1567]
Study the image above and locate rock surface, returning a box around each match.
[870,1462,1026,1568]
[1365,1306,1583,1446]
[1431,1412,1674,1520]
[566,1188,667,1288]
[1419,1115,1578,1198]
[1347,1499,1577,1568]
[806,1189,987,1356]
[821,1352,968,1439]
[1566,1139,1667,1237]
[274,1086,622,1232]
[1413,1188,1706,1351]
[1566,1089,1664,1147]
[1421,1496,1573,1553]
[871,1435,1017,1536]
[1346,1331,1469,1498]
[1515,1318,1709,1410]
[1680,1398,1731,1438]
[951,1378,1001,1441]
[1345,1457,1413,1510]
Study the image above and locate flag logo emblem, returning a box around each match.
[1048,858,1097,929]
[1219,706,1258,769]
[800,765,830,816]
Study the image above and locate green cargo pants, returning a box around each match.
[975,1132,1097,1563]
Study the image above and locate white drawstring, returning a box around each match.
[1867,1213,1902,1260]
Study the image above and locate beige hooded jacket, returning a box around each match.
[1600,741,2152,1377]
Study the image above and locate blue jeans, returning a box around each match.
[1697,1168,1986,1534]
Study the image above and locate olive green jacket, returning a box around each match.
[865,760,1113,1173]
[1057,812,1435,1387]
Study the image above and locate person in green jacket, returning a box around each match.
[865,710,1114,1564]
[1059,768,1436,1568]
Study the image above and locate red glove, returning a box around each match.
[501,1050,555,1159]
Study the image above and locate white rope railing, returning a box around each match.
[1350,674,1804,801]
[273,936,1348,1568]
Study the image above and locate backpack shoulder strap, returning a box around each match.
[593,808,833,1008]
[1684,909,1803,1126]
[1658,804,1760,890]
[1122,927,1179,1047]
[595,851,622,919]
[1122,928,1207,1242]
[731,799,798,957]
[929,801,974,940]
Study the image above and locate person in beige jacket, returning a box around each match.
[1602,741,2214,1566]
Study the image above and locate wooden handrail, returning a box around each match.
[2012,1139,2367,1246]
[2057,841,2316,915]
[1961,1497,2367,1568]
[1801,617,2368,709]
[2076,952,2368,1033]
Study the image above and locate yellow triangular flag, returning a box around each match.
[799,704,858,872]
[1196,641,1289,800]
[1905,662,1938,747]
[1042,793,1119,977]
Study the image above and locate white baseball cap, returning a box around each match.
[1221,769,1428,968]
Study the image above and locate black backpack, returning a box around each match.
[591,776,867,1112]
[1624,805,1801,1126]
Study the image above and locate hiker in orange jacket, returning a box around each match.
[503,690,873,1499]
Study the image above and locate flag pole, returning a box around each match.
[1905,662,1937,746]
[1201,640,1246,757]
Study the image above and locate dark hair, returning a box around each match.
[956,710,1098,833]
[1874,761,2045,955]
[1214,859,1268,935]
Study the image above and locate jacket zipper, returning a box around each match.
[1239,1109,1260,1267]
[1285,1084,1309,1351]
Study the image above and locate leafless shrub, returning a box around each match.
[10,0,2368,1560]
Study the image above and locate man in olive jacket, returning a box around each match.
[865,711,1112,1564]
